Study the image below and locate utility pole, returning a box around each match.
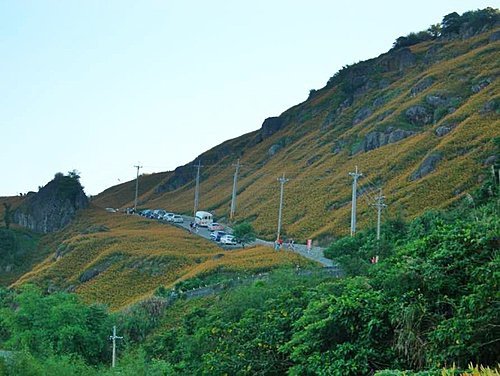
[133,164,142,213]
[230,159,241,221]
[372,188,387,240]
[276,173,289,241]
[349,166,363,236]
[193,160,203,216]
[109,325,123,368]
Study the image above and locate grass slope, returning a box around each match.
[119,28,500,244]
[91,171,171,209]
[13,206,317,309]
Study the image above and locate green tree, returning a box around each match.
[232,222,256,247]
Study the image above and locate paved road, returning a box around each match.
[162,215,335,268]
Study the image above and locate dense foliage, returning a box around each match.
[392,8,499,49]
[0,181,498,374]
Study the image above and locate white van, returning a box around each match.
[195,211,213,227]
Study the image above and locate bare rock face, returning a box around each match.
[13,173,88,233]
[410,77,434,97]
[268,144,282,156]
[471,77,492,93]
[489,31,500,42]
[361,128,417,152]
[379,48,416,72]
[410,153,443,181]
[435,125,454,137]
[261,117,284,139]
[405,105,432,126]
[353,106,373,125]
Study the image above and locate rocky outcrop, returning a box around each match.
[435,124,455,137]
[268,144,282,157]
[410,77,434,97]
[261,117,284,139]
[359,128,417,153]
[471,77,493,93]
[480,98,499,114]
[489,31,500,42]
[405,105,432,126]
[410,153,443,181]
[321,97,352,130]
[353,106,373,125]
[13,173,88,233]
[379,48,416,72]
[156,164,194,194]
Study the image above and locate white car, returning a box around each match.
[162,213,175,221]
[220,234,237,245]
[171,215,184,223]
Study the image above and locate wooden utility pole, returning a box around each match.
[133,164,142,213]
[193,160,203,216]
[276,173,289,241]
[230,159,241,221]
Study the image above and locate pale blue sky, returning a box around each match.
[1,1,497,196]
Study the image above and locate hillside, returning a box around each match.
[94,18,500,245]
[91,171,170,210]
[12,206,316,309]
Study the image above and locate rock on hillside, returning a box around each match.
[13,172,88,233]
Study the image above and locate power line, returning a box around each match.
[372,188,387,240]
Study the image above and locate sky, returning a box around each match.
[1,0,497,196]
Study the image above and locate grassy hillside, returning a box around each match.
[91,171,170,209]
[12,206,316,309]
[95,26,499,245]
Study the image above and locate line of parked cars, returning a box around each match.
[209,230,237,245]
[139,209,238,246]
[139,209,184,223]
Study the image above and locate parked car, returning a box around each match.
[210,231,227,241]
[154,209,167,219]
[220,234,237,245]
[162,213,175,221]
[171,215,184,223]
[208,222,224,231]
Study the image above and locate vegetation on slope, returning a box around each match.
[1,167,497,375]
[11,206,315,309]
[94,9,500,245]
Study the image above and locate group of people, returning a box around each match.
[274,238,295,251]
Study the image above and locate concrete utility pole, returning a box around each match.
[372,188,387,240]
[133,164,142,213]
[109,325,123,368]
[349,166,363,236]
[276,173,289,241]
[230,159,242,221]
[193,160,203,216]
